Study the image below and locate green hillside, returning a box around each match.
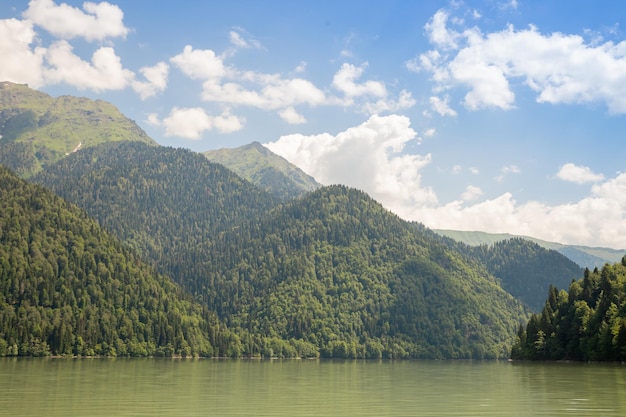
[0,82,156,177]
[36,146,528,359]
[511,259,626,361]
[204,141,320,200]
[0,165,242,357]
[435,229,624,269]
[447,237,583,311]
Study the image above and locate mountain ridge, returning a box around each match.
[203,141,321,200]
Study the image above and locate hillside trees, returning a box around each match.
[511,258,626,361]
[0,165,242,357]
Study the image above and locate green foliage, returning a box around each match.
[0,165,245,357]
[34,144,529,358]
[455,238,583,311]
[0,82,156,177]
[511,259,626,361]
[204,142,320,200]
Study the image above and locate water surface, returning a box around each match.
[1,359,624,416]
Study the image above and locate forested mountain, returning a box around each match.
[196,186,529,358]
[511,259,626,361]
[0,82,155,177]
[435,229,624,269]
[203,141,320,200]
[36,145,528,358]
[33,141,277,291]
[446,238,583,311]
[0,165,243,357]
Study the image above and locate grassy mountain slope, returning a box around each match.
[0,82,156,177]
[435,229,624,269]
[0,165,242,357]
[203,141,320,200]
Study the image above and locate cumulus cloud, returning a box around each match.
[429,96,457,116]
[279,107,307,124]
[264,114,437,214]
[556,163,605,184]
[154,107,244,139]
[461,185,483,201]
[416,9,626,113]
[44,40,133,91]
[170,45,227,80]
[132,62,169,100]
[23,0,128,42]
[0,18,46,87]
[413,172,626,249]
[496,165,520,182]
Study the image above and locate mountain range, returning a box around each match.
[0,82,607,358]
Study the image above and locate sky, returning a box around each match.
[2,0,626,249]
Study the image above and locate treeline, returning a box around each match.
[511,259,626,361]
[0,165,245,357]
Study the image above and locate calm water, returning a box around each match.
[0,358,624,416]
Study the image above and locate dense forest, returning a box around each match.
[511,259,626,361]
[35,144,529,358]
[0,165,245,357]
[448,238,583,311]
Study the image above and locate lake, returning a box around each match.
[0,358,624,416]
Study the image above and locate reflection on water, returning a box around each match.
[0,358,624,416]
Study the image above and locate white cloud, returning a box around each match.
[279,107,306,124]
[157,107,244,139]
[264,114,437,214]
[332,63,386,98]
[425,9,459,49]
[418,9,626,113]
[44,40,133,91]
[228,29,261,50]
[201,77,327,110]
[170,45,226,80]
[424,128,436,137]
[0,18,46,87]
[132,62,169,100]
[461,185,483,201]
[23,0,128,42]
[496,165,520,182]
[557,163,605,184]
[429,95,457,116]
[413,172,626,248]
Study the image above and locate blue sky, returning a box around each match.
[3,0,626,249]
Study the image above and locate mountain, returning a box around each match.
[0,81,156,177]
[444,237,583,311]
[435,229,625,269]
[35,146,528,359]
[0,165,243,357]
[511,259,626,361]
[33,141,278,289]
[203,141,321,200]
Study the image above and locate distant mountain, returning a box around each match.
[203,141,321,200]
[0,165,242,357]
[444,237,583,311]
[0,81,156,177]
[434,229,624,269]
